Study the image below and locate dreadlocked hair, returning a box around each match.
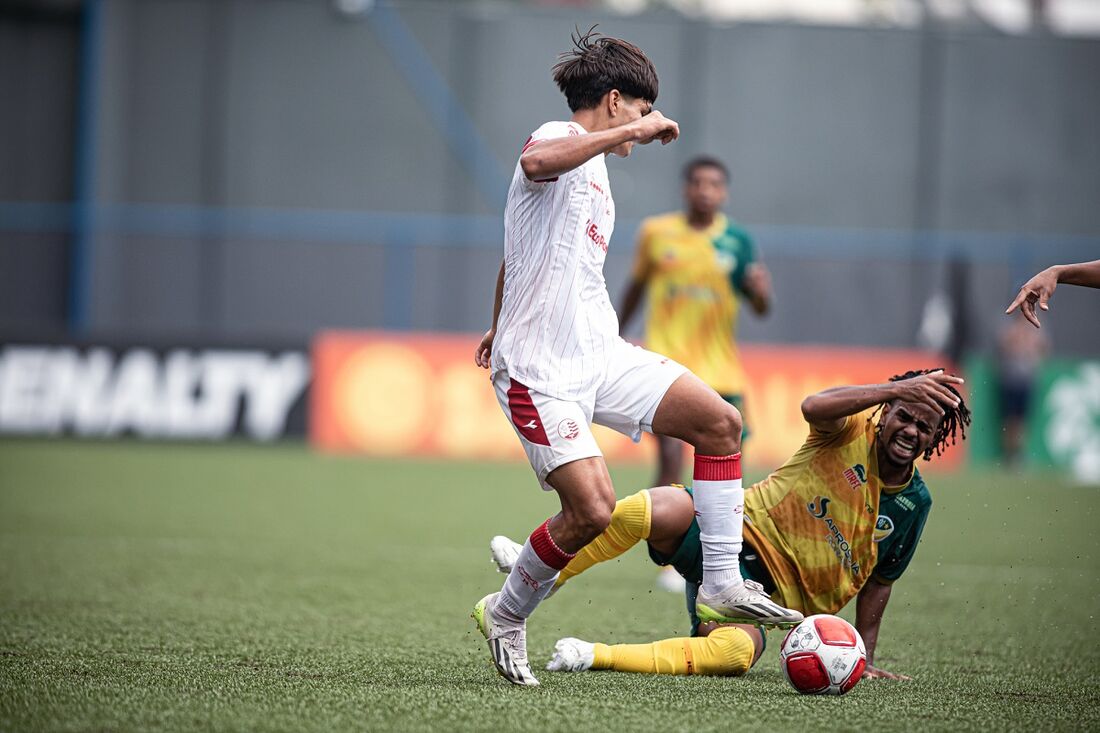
[868,368,972,461]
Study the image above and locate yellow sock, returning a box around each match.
[591,627,756,677]
[555,489,652,588]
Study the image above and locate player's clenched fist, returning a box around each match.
[631,110,679,145]
[888,370,963,417]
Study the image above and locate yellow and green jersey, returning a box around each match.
[743,410,932,616]
[650,410,932,632]
[631,212,757,396]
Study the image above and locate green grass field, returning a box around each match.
[1,439,1098,732]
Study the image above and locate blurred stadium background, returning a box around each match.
[1,0,1099,729]
[2,0,1098,473]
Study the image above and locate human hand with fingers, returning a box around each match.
[1005,267,1059,328]
[887,370,964,417]
[474,328,495,369]
[1005,260,1100,328]
[630,110,679,145]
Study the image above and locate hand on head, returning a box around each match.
[889,370,963,419]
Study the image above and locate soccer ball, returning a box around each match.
[779,614,866,695]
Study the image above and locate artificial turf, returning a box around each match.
[1,439,1098,731]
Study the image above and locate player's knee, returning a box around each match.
[695,403,742,453]
[704,626,759,677]
[577,502,613,541]
[727,656,753,677]
[564,497,612,543]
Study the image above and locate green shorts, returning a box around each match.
[647,515,772,591]
[647,488,775,636]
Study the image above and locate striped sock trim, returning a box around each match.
[694,453,742,482]
[530,519,576,571]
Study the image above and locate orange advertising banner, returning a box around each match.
[310,331,965,470]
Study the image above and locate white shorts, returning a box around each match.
[493,341,687,490]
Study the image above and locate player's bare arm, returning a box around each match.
[855,579,911,681]
[1005,259,1100,328]
[474,260,505,369]
[800,371,964,432]
[520,110,679,182]
[741,263,772,316]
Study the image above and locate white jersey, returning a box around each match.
[492,120,620,401]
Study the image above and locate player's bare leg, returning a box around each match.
[655,434,685,486]
[492,485,697,583]
[652,373,802,627]
[653,437,688,591]
[474,457,615,686]
[545,458,617,552]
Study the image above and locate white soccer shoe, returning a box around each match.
[696,579,804,628]
[546,637,595,673]
[471,593,539,687]
[489,535,522,574]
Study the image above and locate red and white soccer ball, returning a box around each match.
[779,614,867,695]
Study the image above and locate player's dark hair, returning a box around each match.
[870,368,972,461]
[552,26,659,113]
[683,156,729,183]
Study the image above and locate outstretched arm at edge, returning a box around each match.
[1005,259,1100,328]
[1057,260,1100,288]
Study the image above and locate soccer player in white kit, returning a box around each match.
[471,29,802,686]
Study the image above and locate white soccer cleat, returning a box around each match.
[696,579,804,628]
[546,637,595,673]
[490,535,522,574]
[471,593,540,687]
[656,566,687,593]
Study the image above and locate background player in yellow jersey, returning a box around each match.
[490,369,970,680]
[619,156,772,487]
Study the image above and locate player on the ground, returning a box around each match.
[619,156,772,487]
[471,28,802,687]
[1005,259,1100,328]
[490,369,970,681]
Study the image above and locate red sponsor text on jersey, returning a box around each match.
[585,219,608,253]
[843,467,861,491]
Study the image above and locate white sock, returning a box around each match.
[693,453,745,596]
[497,538,560,621]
